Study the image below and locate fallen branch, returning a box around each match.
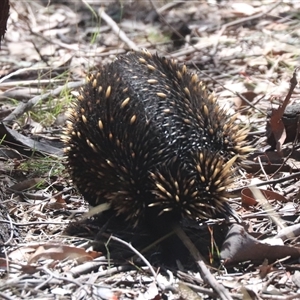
[98,8,139,52]
[3,81,84,124]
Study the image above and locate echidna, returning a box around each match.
[64,50,250,227]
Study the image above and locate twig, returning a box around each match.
[174,226,233,300]
[149,0,188,49]
[270,122,300,178]
[109,235,157,280]
[4,213,14,245]
[279,66,299,115]
[0,79,65,87]
[180,281,230,298]
[157,0,183,14]
[257,156,270,181]
[0,292,14,300]
[40,266,85,289]
[193,66,267,116]
[231,171,300,193]
[3,81,84,124]
[68,257,108,278]
[269,66,299,153]
[0,220,69,226]
[98,8,139,51]
[260,293,300,300]
[0,67,64,84]
[211,1,283,55]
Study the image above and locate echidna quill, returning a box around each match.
[64,50,250,227]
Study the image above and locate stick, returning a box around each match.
[174,226,233,300]
[98,8,139,52]
[3,81,84,124]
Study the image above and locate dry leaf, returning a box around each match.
[231,3,255,16]
[8,178,43,192]
[258,259,274,278]
[0,258,8,271]
[268,107,287,153]
[177,282,203,300]
[8,243,101,264]
[221,224,300,265]
[28,244,101,264]
[241,187,287,206]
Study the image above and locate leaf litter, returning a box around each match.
[0,0,300,299]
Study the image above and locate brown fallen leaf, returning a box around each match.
[0,257,8,271]
[28,244,101,264]
[234,91,258,109]
[266,68,299,153]
[0,257,38,274]
[20,264,39,275]
[92,286,119,300]
[258,259,274,279]
[220,224,300,265]
[267,103,300,148]
[7,243,101,264]
[8,178,44,192]
[8,245,38,262]
[47,195,67,209]
[268,109,286,153]
[0,122,63,156]
[241,187,287,206]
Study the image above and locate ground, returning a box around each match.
[0,0,300,299]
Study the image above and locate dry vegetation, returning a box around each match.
[1,0,300,299]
